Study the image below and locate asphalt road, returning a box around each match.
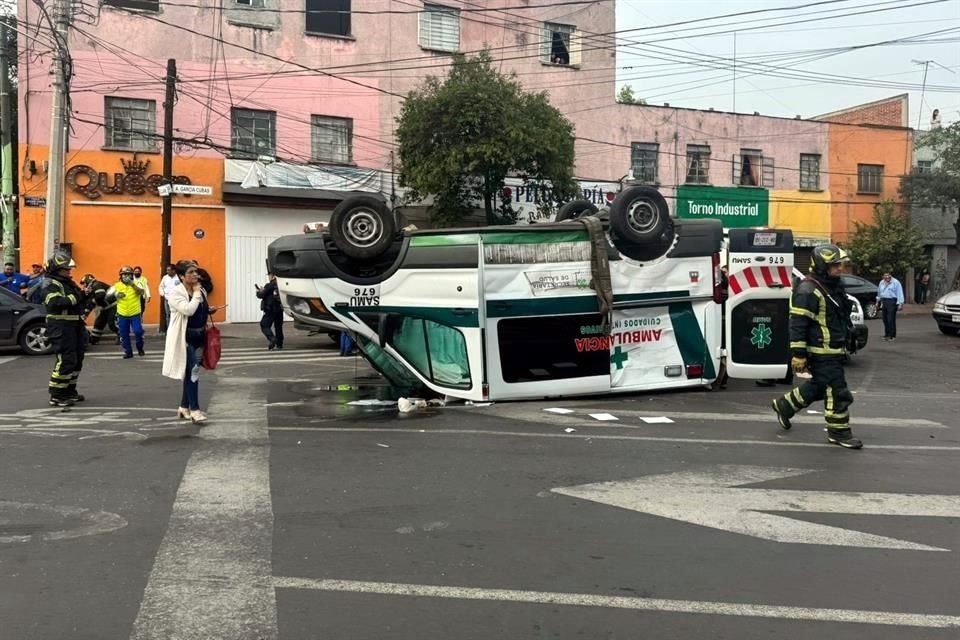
[0,315,958,639]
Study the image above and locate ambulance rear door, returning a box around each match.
[724,228,794,379]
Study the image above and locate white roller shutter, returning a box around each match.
[419,4,460,53]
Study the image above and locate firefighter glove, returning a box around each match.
[790,355,808,375]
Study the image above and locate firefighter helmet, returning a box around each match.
[80,273,96,286]
[45,250,75,274]
[810,244,849,277]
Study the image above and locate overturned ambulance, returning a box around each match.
[267,187,795,401]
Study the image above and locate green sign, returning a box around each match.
[751,323,773,349]
[676,185,769,228]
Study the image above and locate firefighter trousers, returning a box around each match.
[89,306,117,344]
[47,321,88,399]
[776,355,853,431]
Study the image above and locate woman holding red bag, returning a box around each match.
[162,260,215,424]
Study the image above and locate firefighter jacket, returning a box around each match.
[790,274,849,357]
[82,279,114,315]
[42,275,88,323]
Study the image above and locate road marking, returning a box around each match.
[0,500,128,543]
[0,356,18,366]
[553,465,960,551]
[272,577,960,629]
[561,409,944,429]
[130,379,278,640]
[267,427,960,451]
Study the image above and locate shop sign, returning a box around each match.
[65,158,193,200]
[676,185,769,228]
[500,179,621,224]
[23,196,46,207]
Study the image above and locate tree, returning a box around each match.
[396,51,577,226]
[899,123,960,207]
[846,200,927,279]
[616,84,646,105]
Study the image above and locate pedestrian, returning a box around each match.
[162,260,211,424]
[255,272,284,350]
[876,270,904,341]
[158,264,179,336]
[133,266,151,320]
[772,245,862,449]
[1,262,29,295]
[25,263,46,303]
[113,265,146,358]
[80,274,119,345]
[41,251,89,407]
[194,261,214,294]
[915,269,931,305]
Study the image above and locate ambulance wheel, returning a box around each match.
[610,186,671,245]
[556,200,599,221]
[330,196,396,261]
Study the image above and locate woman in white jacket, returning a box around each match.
[162,260,210,423]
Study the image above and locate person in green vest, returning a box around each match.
[111,266,146,359]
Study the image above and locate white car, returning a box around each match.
[932,290,960,336]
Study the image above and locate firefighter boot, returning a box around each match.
[772,398,792,431]
[826,428,863,450]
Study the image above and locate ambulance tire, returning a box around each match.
[330,196,397,261]
[556,200,599,222]
[610,186,672,245]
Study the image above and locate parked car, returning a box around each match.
[0,286,52,355]
[792,269,868,354]
[839,274,881,319]
[932,290,960,335]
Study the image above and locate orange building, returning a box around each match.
[815,95,913,244]
[18,148,225,325]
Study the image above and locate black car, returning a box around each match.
[0,286,52,355]
[840,274,881,319]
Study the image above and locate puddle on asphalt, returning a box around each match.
[285,377,443,423]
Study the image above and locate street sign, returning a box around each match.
[157,184,172,197]
[552,465,960,551]
[172,184,213,196]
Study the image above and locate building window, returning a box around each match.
[311,115,352,164]
[231,108,276,158]
[541,22,581,66]
[685,144,710,184]
[799,153,821,191]
[306,0,351,37]
[630,143,659,184]
[857,164,883,194]
[104,97,157,151]
[235,0,265,6]
[736,149,774,187]
[103,0,159,11]
[419,4,460,53]
[917,160,934,174]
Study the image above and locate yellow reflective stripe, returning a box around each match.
[790,341,808,349]
[66,294,77,304]
[784,391,800,411]
[790,306,817,321]
[808,346,845,355]
[814,289,831,347]
[44,292,64,304]
[46,314,83,321]
[825,386,834,415]
[48,382,70,389]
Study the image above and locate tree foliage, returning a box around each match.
[899,122,960,207]
[395,51,577,227]
[846,200,927,279]
[616,85,646,105]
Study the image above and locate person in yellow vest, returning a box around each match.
[110,265,146,359]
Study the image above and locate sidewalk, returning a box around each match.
[900,304,933,316]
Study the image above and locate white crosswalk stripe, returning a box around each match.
[0,356,20,367]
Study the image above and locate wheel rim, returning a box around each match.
[626,199,660,234]
[25,326,49,352]
[343,209,383,248]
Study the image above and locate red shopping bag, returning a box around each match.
[201,320,222,370]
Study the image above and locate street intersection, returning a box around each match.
[0,316,958,639]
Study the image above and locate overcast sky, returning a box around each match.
[615,0,960,128]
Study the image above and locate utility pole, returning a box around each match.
[912,59,955,131]
[0,20,16,266]
[732,31,737,113]
[43,0,70,261]
[160,58,176,275]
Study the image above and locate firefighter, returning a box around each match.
[79,273,118,345]
[772,244,862,449]
[42,251,89,407]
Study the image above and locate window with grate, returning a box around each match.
[105,97,157,151]
[857,164,883,194]
[311,115,353,164]
[541,22,581,66]
[630,142,659,184]
[231,108,276,158]
[685,144,710,184]
[104,0,159,11]
[917,160,933,174]
[419,4,460,53]
[799,153,821,191]
[305,0,351,37]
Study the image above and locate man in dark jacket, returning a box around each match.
[42,251,89,407]
[772,244,862,449]
[80,274,118,345]
[255,272,284,350]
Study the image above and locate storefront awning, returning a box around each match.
[222,183,386,209]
